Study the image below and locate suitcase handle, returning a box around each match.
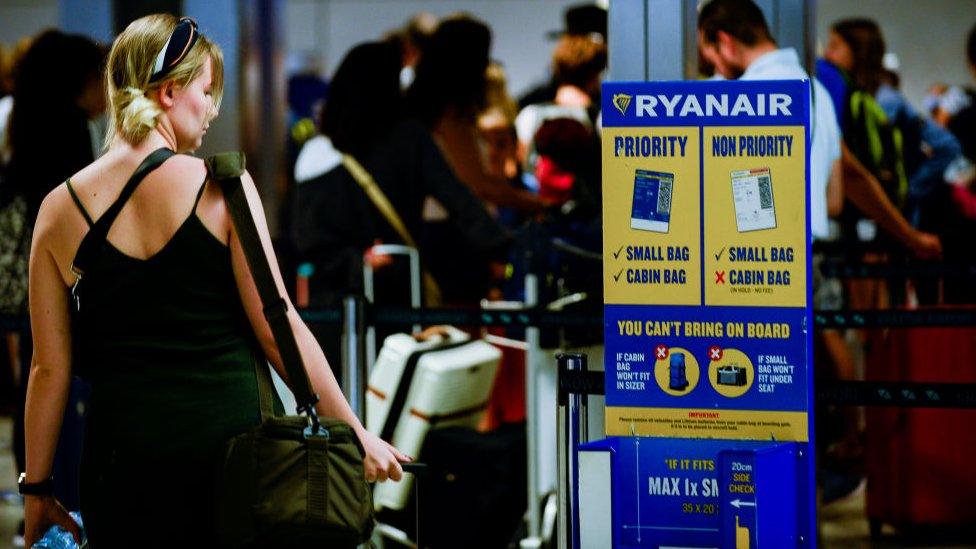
[363,244,421,309]
[401,461,428,476]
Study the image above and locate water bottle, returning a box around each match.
[295,262,314,308]
[32,512,85,549]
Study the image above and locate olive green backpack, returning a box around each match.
[206,152,374,547]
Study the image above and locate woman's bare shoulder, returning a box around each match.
[33,180,83,281]
[147,152,208,189]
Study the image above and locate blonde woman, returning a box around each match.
[23,15,406,545]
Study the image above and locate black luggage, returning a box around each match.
[376,423,527,548]
[419,423,527,549]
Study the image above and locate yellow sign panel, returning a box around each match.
[605,406,809,442]
[703,127,807,307]
[602,127,701,306]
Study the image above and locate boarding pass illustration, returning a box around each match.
[630,169,674,233]
[731,167,776,232]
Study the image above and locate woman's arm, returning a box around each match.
[227,171,407,481]
[840,143,942,258]
[827,158,844,217]
[23,195,83,546]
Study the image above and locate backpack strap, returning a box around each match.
[342,153,443,305]
[71,148,175,277]
[204,152,321,423]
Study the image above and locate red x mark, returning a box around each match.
[715,271,726,284]
[708,345,723,361]
[655,344,669,360]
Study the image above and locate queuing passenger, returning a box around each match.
[24,16,407,545]
[406,14,544,214]
[479,63,529,229]
[518,3,607,110]
[278,51,329,300]
[825,19,971,303]
[3,31,105,517]
[291,41,510,352]
[0,37,33,545]
[406,15,537,303]
[515,34,605,212]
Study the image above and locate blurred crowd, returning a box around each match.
[280,6,609,364]
[1,0,976,539]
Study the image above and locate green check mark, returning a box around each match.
[714,247,725,261]
[613,268,624,282]
[612,245,625,259]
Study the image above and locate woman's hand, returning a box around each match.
[356,428,411,483]
[24,495,81,547]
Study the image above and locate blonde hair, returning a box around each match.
[482,62,518,124]
[105,14,224,146]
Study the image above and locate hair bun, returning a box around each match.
[117,86,161,143]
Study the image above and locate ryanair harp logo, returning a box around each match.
[612,93,633,115]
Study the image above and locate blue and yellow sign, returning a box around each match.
[594,79,815,548]
[602,80,812,442]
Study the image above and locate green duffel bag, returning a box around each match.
[208,152,374,547]
[216,414,374,547]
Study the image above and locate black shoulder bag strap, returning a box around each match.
[71,147,176,278]
[204,152,321,427]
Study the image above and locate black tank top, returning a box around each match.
[64,151,262,460]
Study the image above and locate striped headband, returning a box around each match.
[149,17,199,83]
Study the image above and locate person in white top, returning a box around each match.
[697,1,940,498]
[697,0,941,258]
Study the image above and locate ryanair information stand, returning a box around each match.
[577,80,814,548]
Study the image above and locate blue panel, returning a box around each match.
[602,80,810,127]
[578,437,809,548]
[604,305,809,412]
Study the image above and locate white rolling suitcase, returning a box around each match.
[366,325,502,511]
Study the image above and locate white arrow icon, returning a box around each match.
[730,499,756,508]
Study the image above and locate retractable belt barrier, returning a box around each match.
[4,302,976,408]
[365,307,976,329]
[818,258,976,279]
[302,305,976,330]
[5,304,976,331]
[814,309,976,328]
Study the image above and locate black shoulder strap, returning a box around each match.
[205,152,320,417]
[65,180,94,227]
[71,148,175,276]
